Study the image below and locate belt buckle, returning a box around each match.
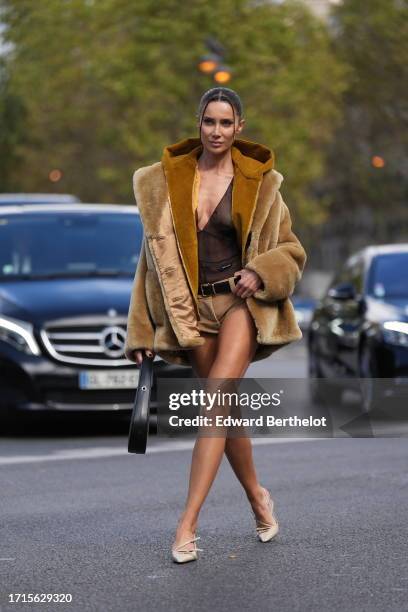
[200,282,214,296]
[212,280,225,295]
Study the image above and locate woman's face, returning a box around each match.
[198,100,244,155]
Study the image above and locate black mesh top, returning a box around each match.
[196,179,242,286]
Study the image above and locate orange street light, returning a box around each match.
[198,54,220,74]
[49,169,63,182]
[371,156,385,168]
[214,65,232,83]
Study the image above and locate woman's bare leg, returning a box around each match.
[173,306,271,550]
[173,332,217,550]
[216,308,275,521]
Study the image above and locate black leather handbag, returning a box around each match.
[128,354,154,454]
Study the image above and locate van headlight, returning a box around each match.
[0,314,41,355]
[382,321,408,347]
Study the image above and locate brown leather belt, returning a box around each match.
[198,275,241,297]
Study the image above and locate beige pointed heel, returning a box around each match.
[171,535,203,564]
[254,488,279,543]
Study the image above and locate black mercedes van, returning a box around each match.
[0,203,189,421]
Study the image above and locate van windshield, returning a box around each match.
[0,212,143,280]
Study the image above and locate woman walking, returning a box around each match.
[125,87,307,563]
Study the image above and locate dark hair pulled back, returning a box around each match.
[196,87,244,139]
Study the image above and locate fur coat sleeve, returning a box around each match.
[244,190,306,302]
[124,237,155,360]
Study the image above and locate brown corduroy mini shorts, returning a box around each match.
[196,290,248,334]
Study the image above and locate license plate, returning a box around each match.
[79,369,140,390]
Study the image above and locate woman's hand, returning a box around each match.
[132,348,155,366]
[233,269,264,298]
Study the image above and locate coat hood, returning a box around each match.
[162,137,274,178]
[155,136,278,303]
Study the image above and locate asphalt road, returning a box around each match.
[1,341,407,612]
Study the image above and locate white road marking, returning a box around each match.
[0,437,323,466]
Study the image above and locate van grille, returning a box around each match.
[40,315,130,366]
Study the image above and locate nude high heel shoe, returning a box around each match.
[254,488,279,543]
[171,535,203,564]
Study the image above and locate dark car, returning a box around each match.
[307,244,408,412]
[0,203,190,424]
[291,295,317,331]
[0,194,81,205]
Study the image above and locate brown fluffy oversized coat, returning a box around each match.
[124,137,307,366]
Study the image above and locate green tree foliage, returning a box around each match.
[0,56,26,189]
[323,0,408,220]
[0,0,346,216]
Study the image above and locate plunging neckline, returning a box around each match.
[196,178,233,233]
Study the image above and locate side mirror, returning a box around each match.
[328,282,356,300]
